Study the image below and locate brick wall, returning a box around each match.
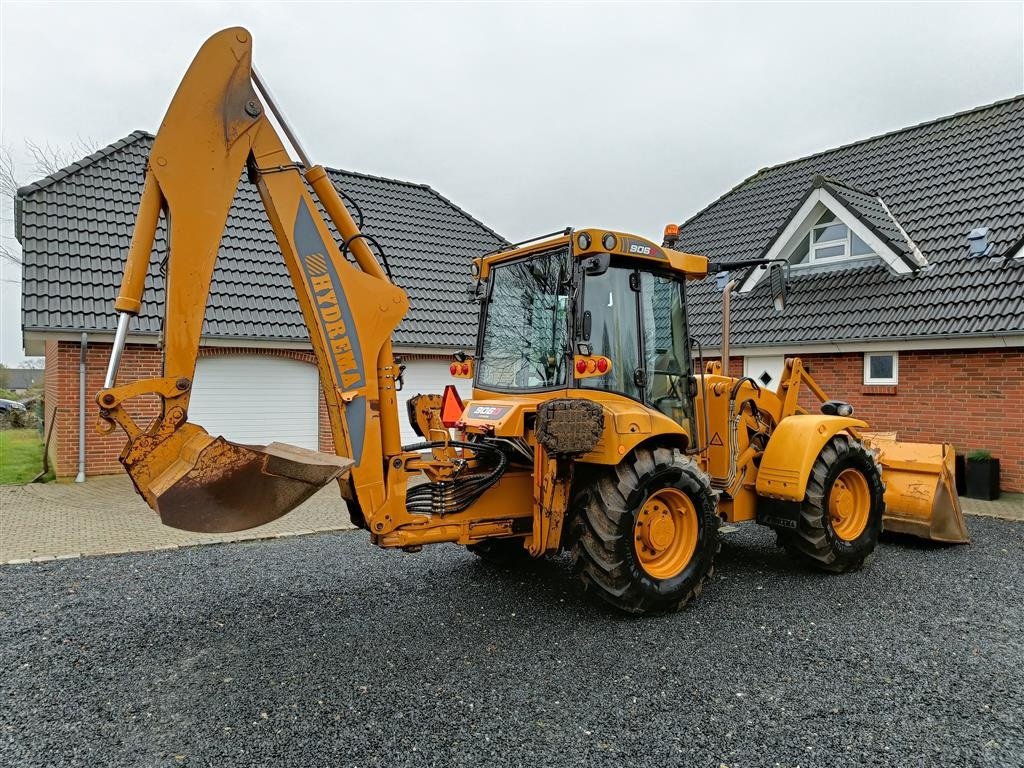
[46,342,163,477]
[45,341,449,478]
[792,349,1023,492]
[44,341,320,478]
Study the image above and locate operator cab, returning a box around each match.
[470,228,709,427]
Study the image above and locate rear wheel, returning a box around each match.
[571,446,719,614]
[780,434,884,573]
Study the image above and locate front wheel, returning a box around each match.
[780,433,885,573]
[570,446,719,615]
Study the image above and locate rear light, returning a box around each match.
[573,355,612,379]
[440,385,465,428]
[450,358,474,378]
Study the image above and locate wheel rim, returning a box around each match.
[829,468,870,541]
[633,488,698,579]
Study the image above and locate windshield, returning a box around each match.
[477,248,570,390]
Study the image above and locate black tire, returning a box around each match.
[570,446,719,615]
[780,433,885,573]
[467,537,531,566]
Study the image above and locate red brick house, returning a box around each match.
[672,96,1024,492]
[15,132,506,479]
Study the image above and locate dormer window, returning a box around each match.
[790,211,875,265]
[738,176,927,294]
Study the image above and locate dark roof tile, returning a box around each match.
[18,132,506,348]
[677,96,1024,346]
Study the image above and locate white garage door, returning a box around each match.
[189,356,320,450]
[398,359,473,447]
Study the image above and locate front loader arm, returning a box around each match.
[97,27,409,532]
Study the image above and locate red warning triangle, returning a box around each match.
[709,432,724,447]
[440,385,465,428]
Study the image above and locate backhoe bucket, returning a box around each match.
[125,426,352,534]
[870,439,969,544]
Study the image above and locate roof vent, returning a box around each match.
[967,227,994,257]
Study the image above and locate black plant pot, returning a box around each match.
[965,458,1000,501]
[954,454,966,496]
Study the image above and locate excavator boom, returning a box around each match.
[96,28,407,531]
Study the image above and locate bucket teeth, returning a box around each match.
[127,433,352,533]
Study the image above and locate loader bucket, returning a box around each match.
[125,426,352,533]
[871,439,969,544]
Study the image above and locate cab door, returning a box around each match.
[578,266,643,400]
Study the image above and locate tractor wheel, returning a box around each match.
[467,538,531,566]
[570,446,719,615]
[779,433,885,573]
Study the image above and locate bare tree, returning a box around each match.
[1,138,101,363]
[0,144,22,268]
[24,137,98,176]
[1,137,101,271]
[0,145,18,199]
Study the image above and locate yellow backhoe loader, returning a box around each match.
[96,28,967,614]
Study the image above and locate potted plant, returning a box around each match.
[964,449,1000,501]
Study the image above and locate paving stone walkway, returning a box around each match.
[0,474,355,563]
[0,474,1020,564]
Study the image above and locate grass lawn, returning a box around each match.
[0,429,45,484]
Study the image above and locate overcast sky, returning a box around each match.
[1,1,1022,365]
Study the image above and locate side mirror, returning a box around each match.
[467,280,486,302]
[581,252,610,276]
[582,310,592,341]
[768,261,787,312]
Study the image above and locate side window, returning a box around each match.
[864,352,898,385]
[580,267,641,400]
[641,272,691,421]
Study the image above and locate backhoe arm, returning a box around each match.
[97,27,409,532]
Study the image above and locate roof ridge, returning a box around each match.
[16,130,153,197]
[676,93,1024,233]
[815,174,880,199]
[326,165,508,247]
[743,93,1024,182]
[16,128,508,246]
[324,164,436,191]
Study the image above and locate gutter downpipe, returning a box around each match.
[75,332,87,483]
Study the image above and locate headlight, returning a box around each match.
[577,232,592,250]
[602,233,617,250]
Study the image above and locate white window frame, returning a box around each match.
[805,217,873,264]
[863,351,898,385]
[739,191,924,294]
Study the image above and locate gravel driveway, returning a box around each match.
[1,519,1021,767]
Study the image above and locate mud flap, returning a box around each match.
[134,432,352,533]
[873,440,969,544]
